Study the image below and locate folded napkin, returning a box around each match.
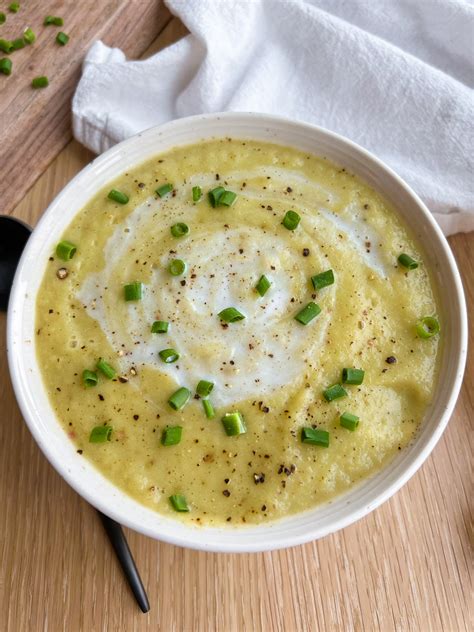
[72,0,474,235]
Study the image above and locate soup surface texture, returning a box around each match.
[35,139,440,526]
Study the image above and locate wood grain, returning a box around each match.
[0,0,172,216]
[1,16,472,632]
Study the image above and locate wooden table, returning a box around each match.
[1,6,472,632]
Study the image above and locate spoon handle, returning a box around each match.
[98,511,150,613]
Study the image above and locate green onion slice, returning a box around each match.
[44,15,63,26]
[342,368,365,385]
[169,494,189,512]
[23,28,36,44]
[192,186,202,202]
[208,186,225,207]
[82,369,98,387]
[107,189,129,204]
[124,282,143,301]
[196,380,214,397]
[161,425,182,446]
[159,348,180,363]
[151,320,169,334]
[323,384,348,402]
[170,222,189,238]
[96,359,117,380]
[255,274,271,297]
[0,58,12,75]
[89,425,113,443]
[340,412,360,431]
[282,210,300,230]
[294,302,321,325]
[55,240,76,261]
[416,316,440,339]
[168,258,186,276]
[202,399,215,419]
[398,253,418,270]
[168,387,191,411]
[31,76,48,88]
[311,269,335,291]
[0,39,13,54]
[11,38,25,50]
[222,411,247,436]
[56,31,69,46]
[301,427,330,447]
[218,307,246,323]
[8,3,20,13]
[219,190,237,207]
[156,183,173,197]
[0,13,5,24]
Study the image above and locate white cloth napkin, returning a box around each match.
[72,0,474,235]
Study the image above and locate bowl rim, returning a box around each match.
[7,112,468,552]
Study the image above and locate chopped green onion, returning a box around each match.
[168,258,186,276]
[82,369,98,387]
[23,28,36,44]
[156,183,173,197]
[294,302,321,325]
[159,348,180,363]
[107,188,129,204]
[208,186,225,207]
[340,412,360,431]
[196,380,214,397]
[323,384,347,402]
[282,210,300,230]
[11,38,25,50]
[218,307,246,323]
[161,425,182,446]
[0,39,13,54]
[416,316,440,339]
[219,190,237,207]
[89,425,113,443]
[222,411,247,436]
[170,222,189,238]
[398,253,418,270]
[301,427,330,447]
[311,269,335,291]
[255,274,271,297]
[32,75,48,88]
[55,240,76,261]
[124,282,143,301]
[169,494,189,512]
[8,3,20,13]
[96,358,117,380]
[151,320,169,334]
[44,15,63,26]
[168,387,191,411]
[0,57,12,75]
[192,186,202,202]
[0,13,5,24]
[56,31,69,46]
[202,399,215,419]
[342,367,365,385]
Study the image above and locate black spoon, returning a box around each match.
[0,214,150,613]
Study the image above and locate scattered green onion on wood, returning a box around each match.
[56,240,76,261]
[208,186,225,207]
[168,258,186,276]
[282,210,300,230]
[8,3,20,13]
[340,412,360,431]
[323,384,348,402]
[311,269,335,291]
[342,367,365,385]
[170,222,189,238]
[169,494,189,512]
[218,307,246,323]
[44,15,63,26]
[294,302,321,325]
[159,348,180,363]
[32,75,48,88]
[124,282,143,301]
[202,399,215,419]
[0,39,13,54]
[56,31,69,46]
[168,387,191,411]
[11,37,25,50]
[255,274,271,297]
[222,411,247,436]
[416,316,440,339]
[89,425,113,443]
[192,186,202,202]
[161,425,182,446]
[398,253,418,270]
[23,28,36,44]
[107,188,129,204]
[96,358,117,379]
[196,380,214,397]
[156,183,173,197]
[151,320,169,334]
[82,369,98,387]
[0,57,12,75]
[301,427,330,447]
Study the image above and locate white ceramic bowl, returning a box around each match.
[7,113,467,552]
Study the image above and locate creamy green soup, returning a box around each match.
[35,139,440,526]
